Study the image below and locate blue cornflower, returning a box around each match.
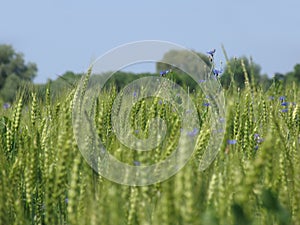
[203,102,210,107]
[133,161,141,166]
[206,49,216,57]
[281,108,288,113]
[133,91,138,97]
[281,102,289,106]
[227,139,237,145]
[257,138,264,144]
[254,133,264,144]
[279,96,286,102]
[187,128,199,137]
[254,133,260,139]
[213,68,223,77]
[160,69,171,77]
[219,118,225,123]
[3,103,10,109]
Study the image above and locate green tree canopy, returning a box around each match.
[156,50,269,90]
[284,64,300,84]
[0,44,37,102]
[156,50,212,91]
[156,49,212,74]
[220,56,264,89]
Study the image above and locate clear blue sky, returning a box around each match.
[1,0,300,83]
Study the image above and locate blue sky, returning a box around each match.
[1,0,300,83]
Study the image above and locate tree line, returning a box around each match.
[1,44,299,103]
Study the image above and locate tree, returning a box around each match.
[284,64,300,84]
[156,49,212,75]
[156,50,212,91]
[0,44,37,102]
[220,56,264,89]
[156,50,268,90]
[294,64,300,81]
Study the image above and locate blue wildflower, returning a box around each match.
[257,138,264,144]
[206,49,216,57]
[134,161,141,166]
[219,118,225,123]
[227,139,237,145]
[281,102,289,106]
[281,108,288,113]
[254,133,264,144]
[203,102,210,107]
[279,96,286,102]
[3,103,10,109]
[160,69,171,77]
[213,68,223,77]
[199,79,206,83]
[254,133,260,139]
[187,128,199,137]
[133,91,138,97]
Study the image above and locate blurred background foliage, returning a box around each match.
[1,44,300,104]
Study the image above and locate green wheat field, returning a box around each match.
[0,63,300,225]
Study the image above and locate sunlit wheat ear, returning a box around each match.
[233,90,240,140]
[161,117,180,161]
[45,86,52,118]
[67,153,82,225]
[262,98,268,134]
[8,156,22,219]
[5,118,12,156]
[24,132,40,219]
[182,165,197,224]
[12,96,23,134]
[139,98,147,134]
[207,172,218,207]
[241,91,250,156]
[221,45,237,92]
[30,92,37,127]
[0,163,9,224]
[292,136,300,223]
[54,130,71,204]
[126,186,138,225]
[44,163,56,224]
[81,67,92,98]
[241,59,250,89]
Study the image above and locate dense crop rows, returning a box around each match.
[0,68,300,225]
